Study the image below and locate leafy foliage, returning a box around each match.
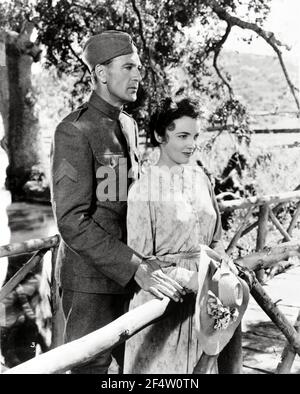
[0,0,33,32]
[210,99,253,144]
[1,0,273,144]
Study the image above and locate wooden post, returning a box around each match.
[50,245,65,350]
[0,235,60,258]
[269,209,292,242]
[226,207,254,255]
[255,204,269,283]
[3,243,300,374]
[236,241,300,270]
[241,219,258,238]
[273,184,300,215]
[0,249,47,302]
[287,200,300,236]
[4,297,171,374]
[268,209,294,278]
[219,190,300,212]
[276,311,300,374]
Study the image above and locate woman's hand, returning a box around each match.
[201,244,222,263]
[222,257,239,276]
[202,244,239,276]
[162,267,198,293]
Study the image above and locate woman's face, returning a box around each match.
[157,116,200,167]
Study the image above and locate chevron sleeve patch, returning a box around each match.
[54,158,78,184]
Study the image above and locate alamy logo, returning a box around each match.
[96,162,201,202]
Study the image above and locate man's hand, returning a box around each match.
[134,259,186,302]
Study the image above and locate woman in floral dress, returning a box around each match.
[124,98,240,374]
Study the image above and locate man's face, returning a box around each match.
[101,51,142,108]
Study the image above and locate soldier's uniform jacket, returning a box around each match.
[50,91,142,294]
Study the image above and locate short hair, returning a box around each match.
[149,97,201,147]
[91,59,113,85]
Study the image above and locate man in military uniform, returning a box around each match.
[50,30,184,374]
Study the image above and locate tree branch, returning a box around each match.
[130,0,161,89]
[212,23,233,96]
[205,0,300,113]
[66,40,87,70]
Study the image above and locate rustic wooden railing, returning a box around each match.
[1,190,300,374]
[0,235,62,349]
[219,189,300,282]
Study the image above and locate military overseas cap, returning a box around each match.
[82,30,137,72]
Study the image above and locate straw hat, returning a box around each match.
[195,250,249,356]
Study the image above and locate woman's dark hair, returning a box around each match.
[149,97,201,147]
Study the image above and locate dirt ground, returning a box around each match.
[242,264,300,374]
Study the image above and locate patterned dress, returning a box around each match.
[124,165,223,374]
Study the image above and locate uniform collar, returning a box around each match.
[88,91,121,120]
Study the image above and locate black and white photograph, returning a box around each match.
[0,0,299,377]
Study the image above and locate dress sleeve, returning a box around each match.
[127,180,154,257]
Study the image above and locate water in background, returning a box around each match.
[0,148,57,369]
[0,148,57,286]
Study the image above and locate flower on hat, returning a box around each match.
[206,290,239,331]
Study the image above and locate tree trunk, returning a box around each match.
[0,23,43,201]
